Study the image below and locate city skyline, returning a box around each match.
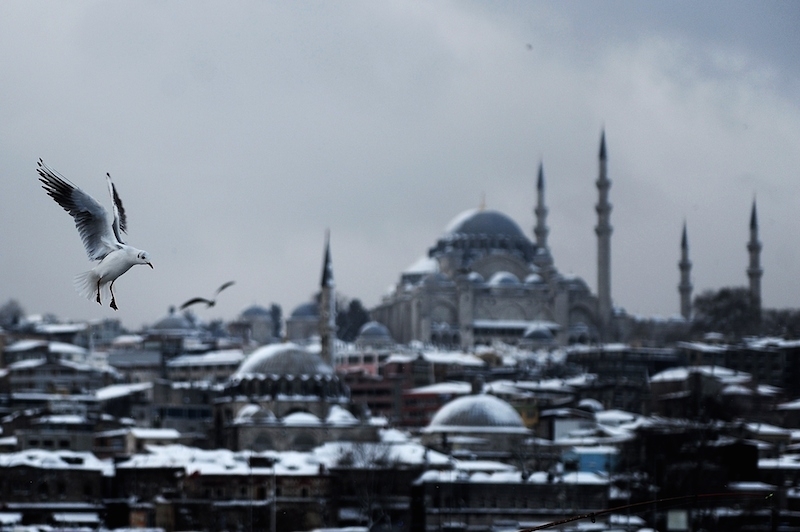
[1,1,798,330]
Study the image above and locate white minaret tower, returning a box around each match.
[678,222,693,320]
[533,161,554,273]
[595,130,613,332]
[319,231,336,366]
[747,199,763,318]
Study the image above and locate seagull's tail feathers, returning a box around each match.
[73,270,101,302]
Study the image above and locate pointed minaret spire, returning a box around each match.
[595,129,613,335]
[747,198,763,320]
[534,161,549,250]
[599,129,607,161]
[319,230,336,365]
[678,221,693,320]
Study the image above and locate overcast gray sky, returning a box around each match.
[1,1,798,331]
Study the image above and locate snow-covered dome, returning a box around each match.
[235,342,333,377]
[326,405,358,425]
[283,411,321,425]
[235,404,277,423]
[444,209,527,240]
[488,271,520,286]
[524,273,544,284]
[467,272,484,283]
[425,394,528,433]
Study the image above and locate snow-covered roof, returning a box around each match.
[131,428,181,440]
[419,468,608,486]
[404,255,438,275]
[167,349,245,367]
[405,381,472,396]
[651,365,751,384]
[36,323,87,335]
[0,449,111,475]
[95,382,153,401]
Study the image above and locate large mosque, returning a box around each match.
[372,132,616,348]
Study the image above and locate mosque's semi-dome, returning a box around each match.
[235,342,333,377]
[425,394,528,433]
[444,209,527,240]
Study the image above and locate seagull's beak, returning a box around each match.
[147,262,154,269]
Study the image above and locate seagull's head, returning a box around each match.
[137,251,154,269]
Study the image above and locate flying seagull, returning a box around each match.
[36,159,153,310]
[180,281,235,310]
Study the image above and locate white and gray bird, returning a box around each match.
[36,159,153,311]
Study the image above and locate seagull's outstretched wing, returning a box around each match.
[180,297,213,311]
[106,172,127,244]
[215,281,236,297]
[37,159,120,261]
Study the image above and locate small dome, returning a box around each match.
[241,305,271,318]
[235,342,333,377]
[235,404,277,423]
[283,411,321,425]
[524,273,543,284]
[290,302,318,318]
[326,405,358,425]
[467,272,484,284]
[444,209,527,240]
[488,271,520,286]
[358,321,391,340]
[427,394,527,431]
[151,307,194,331]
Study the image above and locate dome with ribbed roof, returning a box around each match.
[235,342,333,377]
[425,394,528,433]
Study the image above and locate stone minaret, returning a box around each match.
[678,222,693,320]
[747,199,763,317]
[595,130,613,331]
[319,231,336,366]
[534,162,549,249]
[533,161,554,272]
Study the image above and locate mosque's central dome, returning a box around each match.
[444,209,527,240]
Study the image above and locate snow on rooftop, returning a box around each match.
[167,349,245,367]
[4,339,47,352]
[404,255,438,274]
[0,449,111,474]
[131,428,181,440]
[651,365,750,384]
[405,381,472,396]
[95,382,152,401]
[419,468,608,485]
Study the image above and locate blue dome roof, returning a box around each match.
[444,209,527,240]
